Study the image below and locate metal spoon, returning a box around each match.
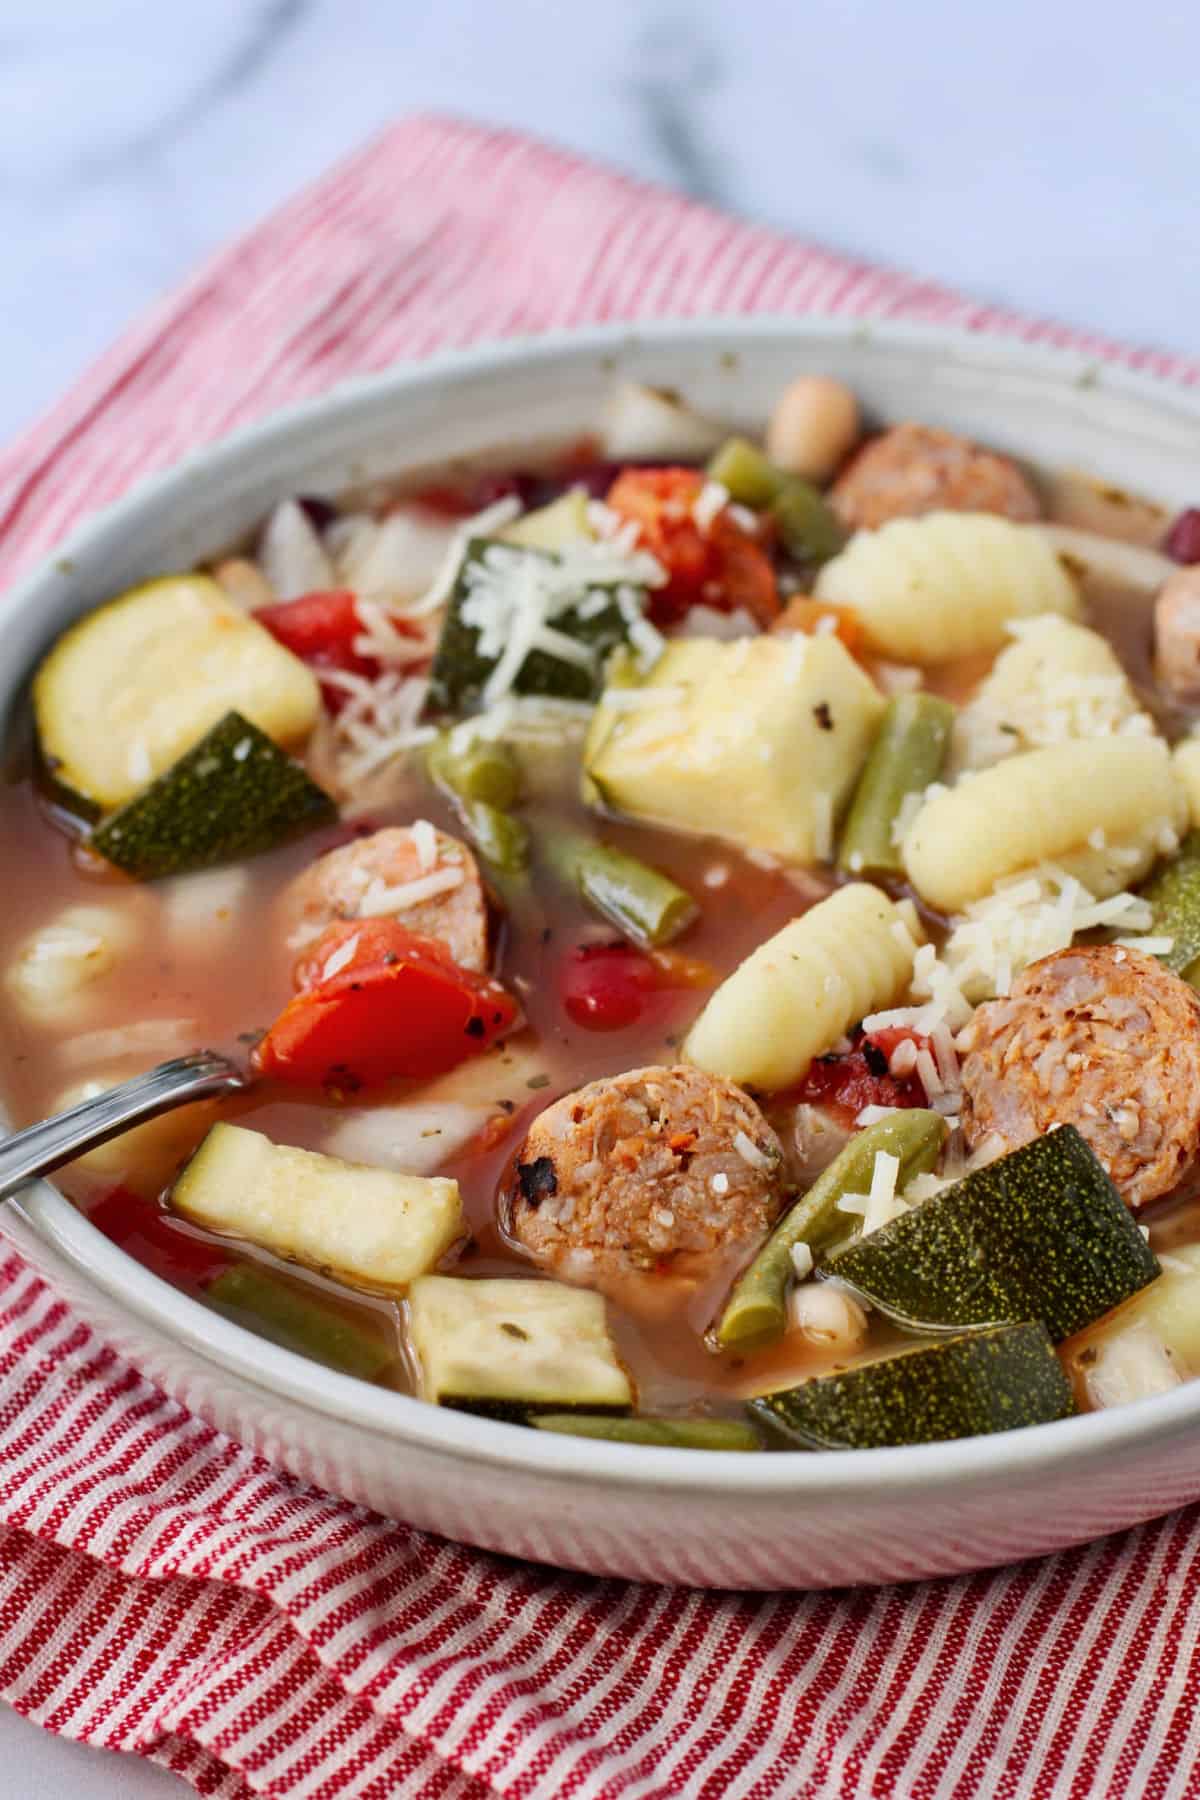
[0,1051,247,1203]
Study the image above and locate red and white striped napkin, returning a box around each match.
[0,116,1198,1800]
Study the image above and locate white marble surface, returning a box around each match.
[0,0,1197,1791]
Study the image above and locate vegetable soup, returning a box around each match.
[5,371,1200,1452]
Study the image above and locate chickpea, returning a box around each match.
[788,1280,868,1350]
[766,375,860,484]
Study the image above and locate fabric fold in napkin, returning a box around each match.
[0,114,1198,1798]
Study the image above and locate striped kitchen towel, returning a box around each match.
[0,115,1199,1800]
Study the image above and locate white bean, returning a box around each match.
[766,376,860,483]
[788,1280,868,1349]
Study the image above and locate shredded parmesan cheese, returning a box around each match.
[358,866,464,915]
[411,819,438,873]
[691,480,730,533]
[407,496,523,616]
[836,1150,905,1235]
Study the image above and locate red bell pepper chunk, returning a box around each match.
[87,1185,229,1287]
[605,466,780,628]
[256,920,519,1090]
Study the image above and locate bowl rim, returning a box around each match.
[8,312,1200,1501]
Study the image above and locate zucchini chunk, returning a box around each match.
[204,1264,397,1380]
[823,1126,1160,1343]
[584,635,885,865]
[406,1274,632,1415]
[500,490,593,551]
[171,1122,463,1294]
[751,1323,1075,1449]
[530,1414,761,1451]
[90,711,335,879]
[427,538,638,712]
[34,575,320,809]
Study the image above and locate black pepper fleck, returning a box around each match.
[516,1158,558,1206]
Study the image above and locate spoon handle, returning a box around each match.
[0,1052,246,1202]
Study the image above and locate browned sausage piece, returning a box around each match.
[830,423,1041,531]
[508,1065,786,1294]
[280,824,489,970]
[1154,568,1200,702]
[960,945,1200,1209]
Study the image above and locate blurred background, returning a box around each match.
[2,0,1197,441]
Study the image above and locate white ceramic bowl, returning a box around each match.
[4,319,1200,1592]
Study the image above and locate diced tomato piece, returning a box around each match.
[254,590,422,711]
[406,483,483,519]
[86,1186,229,1288]
[561,941,710,1032]
[793,1028,927,1127]
[606,467,780,627]
[771,594,864,653]
[257,920,519,1090]
[562,945,662,1031]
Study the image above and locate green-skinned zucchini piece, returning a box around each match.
[750,1323,1075,1449]
[1138,830,1200,980]
[427,538,638,712]
[33,574,320,810]
[172,1123,463,1293]
[822,1126,1159,1343]
[530,1413,762,1451]
[205,1264,397,1380]
[406,1274,633,1415]
[90,711,335,879]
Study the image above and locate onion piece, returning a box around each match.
[321,1102,494,1176]
[1038,523,1175,594]
[329,506,461,601]
[258,499,336,599]
[1041,469,1169,547]
[599,381,727,461]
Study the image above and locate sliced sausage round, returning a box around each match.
[280,824,489,971]
[1154,567,1200,701]
[507,1064,786,1292]
[830,423,1041,531]
[960,944,1200,1208]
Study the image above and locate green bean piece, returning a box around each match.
[837,693,955,877]
[707,436,782,508]
[707,437,843,562]
[205,1265,397,1380]
[427,733,521,810]
[464,800,530,873]
[1138,830,1200,979]
[768,481,844,564]
[530,1413,763,1451]
[715,1110,947,1352]
[546,830,698,948]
